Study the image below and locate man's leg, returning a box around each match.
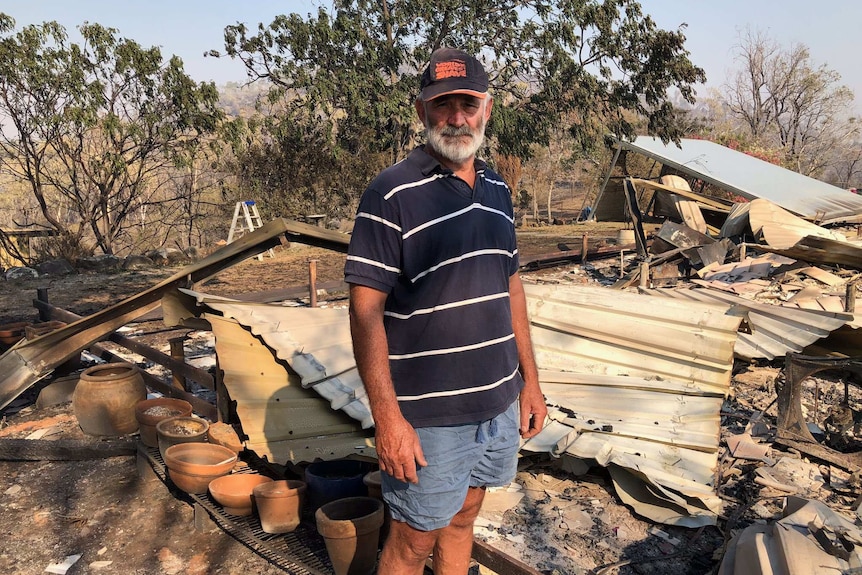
[432,486,485,574]
[377,518,438,575]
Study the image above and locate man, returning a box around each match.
[344,48,547,575]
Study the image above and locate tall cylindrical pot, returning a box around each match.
[253,479,307,534]
[73,362,147,436]
[315,496,383,575]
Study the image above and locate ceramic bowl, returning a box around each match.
[163,443,237,494]
[208,473,273,516]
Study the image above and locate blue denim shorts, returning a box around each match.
[381,400,520,531]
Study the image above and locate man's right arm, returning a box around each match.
[348,284,427,483]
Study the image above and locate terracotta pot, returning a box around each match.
[207,421,243,453]
[253,480,307,534]
[315,496,384,575]
[156,416,209,460]
[362,470,382,500]
[208,473,273,516]
[0,321,28,346]
[72,362,147,436]
[163,443,237,494]
[363,470,390,544]
[135,398,193,448]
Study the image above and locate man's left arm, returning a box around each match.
[509,272,547,438]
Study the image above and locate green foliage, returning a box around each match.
[213,0,705,210]
[0,15,223,256]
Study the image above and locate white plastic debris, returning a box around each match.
[45,554,82,574]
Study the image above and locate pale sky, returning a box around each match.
[4,0,861,110]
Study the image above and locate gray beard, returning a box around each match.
[425,123,486,165]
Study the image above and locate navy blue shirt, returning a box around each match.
[345,146,523,427]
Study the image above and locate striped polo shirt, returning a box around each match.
[344,146,523,428]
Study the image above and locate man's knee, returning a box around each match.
[386,519,438,560]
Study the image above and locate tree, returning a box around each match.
[0,15,223,258]
[212,0,704,211]
[720,29,859,177]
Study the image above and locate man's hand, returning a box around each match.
[518,384,547,439]
[375,416,427,484]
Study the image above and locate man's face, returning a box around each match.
[417,94,493,165]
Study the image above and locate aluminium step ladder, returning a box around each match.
[227,200,274,260]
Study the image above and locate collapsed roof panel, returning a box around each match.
[172,285,741,525]
[521,370,724,527]
[523,283,741,394]
[642,285,853,361]
[609,137,862,225]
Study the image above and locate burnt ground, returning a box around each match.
[0,226,852,575]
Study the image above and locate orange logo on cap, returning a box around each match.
[434,60,467,80]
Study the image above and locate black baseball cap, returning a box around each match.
[419,48,489,101]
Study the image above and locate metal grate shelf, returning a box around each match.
[141,444,336,575]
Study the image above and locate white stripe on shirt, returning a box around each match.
[410,249,515,283]
[345,255,400,274]
[356,211,401,232]
[383,173,448,200]
[383,292,510,320]
[389,333,514,360]
[402,203,514,240]
[481,175,509,189]
[396,366,520,401]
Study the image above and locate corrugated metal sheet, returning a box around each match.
[166,288,374,465]
[643,285,854,360]
[521,370,724,527]
[177,284,747,525]
[523,283,741,395]
[718,498,862,575]
[614,137,862,225]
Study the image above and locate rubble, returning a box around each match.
[0,136,860,573]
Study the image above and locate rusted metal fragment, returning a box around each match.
[776,353,862,472]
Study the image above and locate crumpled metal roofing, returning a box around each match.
[718,497,862,575]
[179,289,372,428]
[641,285,853,360]
[520,370,725,527]
[614,137,862,225]
[176,284,745,526]
[523,283,741,395]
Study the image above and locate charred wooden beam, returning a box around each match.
[32,299,214,391]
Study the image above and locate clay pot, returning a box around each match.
[363,470,390,544]
[72,362,147,436]
[163,443,237,494]
[156,416,209,460]
[305,459,374,512]
[253,480,307,534]
[362,470,382,500]
[207,421,243,453]
[315,496,384,575]
[0,321,28,346]
[135,398,193,448]
[208,473,273,516]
